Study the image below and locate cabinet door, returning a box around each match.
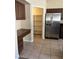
[15,1,19,19]
[18,37,23,54]
[15,1,25,20]
[18,2,25,20]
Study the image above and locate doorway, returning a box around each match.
[32,7,43,39]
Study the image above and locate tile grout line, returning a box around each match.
[50,40,51,59]
[38,39,43,59]
[50,40,52,59]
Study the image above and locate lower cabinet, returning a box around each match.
[17,29,31,55]
[18,37,23,54]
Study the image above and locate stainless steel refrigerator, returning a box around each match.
[45,13,61,39]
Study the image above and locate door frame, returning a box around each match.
[32,7,46,40]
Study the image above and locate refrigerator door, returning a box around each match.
[45,13,61,39]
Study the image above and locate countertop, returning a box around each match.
[17,29,31,38]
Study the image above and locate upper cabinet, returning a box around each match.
[15,1,25,20]
[46,8,63,13]
[46,8,63,20]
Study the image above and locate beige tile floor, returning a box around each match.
[20,35,63,59]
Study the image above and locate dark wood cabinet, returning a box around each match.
[46,8,63,13]
[17,29,31,55]
[18,37,23,54]
[59,24,63,39]
[15,1,25,20]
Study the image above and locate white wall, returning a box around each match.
[26,0,46,8]
[46,0,63,8]
[15,33,19,59]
